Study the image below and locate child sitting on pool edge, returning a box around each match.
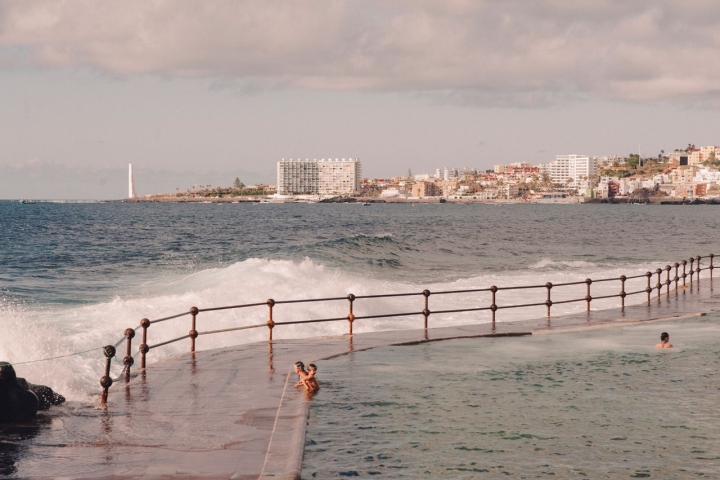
[293,361,320,392]
[305,364,320,392]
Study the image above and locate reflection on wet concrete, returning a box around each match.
[0,417,45,476]
[0,283,717,478]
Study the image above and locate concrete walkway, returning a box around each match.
[2,281,719,479]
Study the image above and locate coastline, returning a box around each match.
[116,196,720,205]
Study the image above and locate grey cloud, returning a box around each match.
[1,1,720,106]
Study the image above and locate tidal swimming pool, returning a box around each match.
[302,315,720,478]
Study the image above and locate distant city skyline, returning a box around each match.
[2,2,720,199]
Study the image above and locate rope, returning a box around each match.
[8,347,103,366]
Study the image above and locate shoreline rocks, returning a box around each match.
[0,362,65,423]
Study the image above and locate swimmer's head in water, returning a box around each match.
[308,364,317,372]
[294,361,305,369]
[660,332,669,342]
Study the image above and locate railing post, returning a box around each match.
[123,328,135,383]
[646,272,652,304]
[347,294,355,335]
[490,286,498,331]
[673,263,680,293]
[189,307,199,352]
[655,268,662,303]
[545,282,553,317]
[267,299,275,342]
[139,318,150,369]
[682,260,687,287]
[422,290,431,330]
[585,278,592,313]
[619,276,626,311]
[696,255,702,282]
[710,253,715,279]
[100,345,116,405]
[665,265,671,297]
[689,258,695,284]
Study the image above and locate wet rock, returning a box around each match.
[0,362,39,423]
[16,378,66,411]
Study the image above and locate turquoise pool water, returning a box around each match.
[302,315,720,478]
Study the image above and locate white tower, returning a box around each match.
[128,163,137,199]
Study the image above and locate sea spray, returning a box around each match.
[1,257,659,401]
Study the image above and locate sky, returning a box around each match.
[1,1,720,199]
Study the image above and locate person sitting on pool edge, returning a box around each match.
[655,332,673,349]
[305,364,320,393]
[293,361,319,392]
[294,361,308,388]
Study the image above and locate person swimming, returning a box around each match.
[655,332,673,349]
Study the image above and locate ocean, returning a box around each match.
[1,201,718,402]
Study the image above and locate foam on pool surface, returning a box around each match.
[302,314,720,478]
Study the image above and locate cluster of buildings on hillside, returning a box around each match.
[274,147,720,201]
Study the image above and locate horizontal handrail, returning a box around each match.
[98,253,716,403]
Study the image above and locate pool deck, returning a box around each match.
[3,282,720,479]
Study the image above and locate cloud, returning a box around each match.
[2,1,720,106]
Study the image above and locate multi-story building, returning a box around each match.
[277,158,361,195]
[411,181,439,197]
[540,155,598,192]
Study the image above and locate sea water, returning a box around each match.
[302,315,720,478]
[1,201,718,401]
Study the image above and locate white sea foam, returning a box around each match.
[529,258,598,270]
[0,257,658,401]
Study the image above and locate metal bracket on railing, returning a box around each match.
[266,299,275,342]
[123,328,135,383]
[100,345,116,404]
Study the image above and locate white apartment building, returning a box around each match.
[434,167,459,180]
[540,154,598,192]
[277,158,361,195]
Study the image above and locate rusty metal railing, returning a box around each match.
[99,253,715,403]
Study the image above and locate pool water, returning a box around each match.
[302,315,720,478]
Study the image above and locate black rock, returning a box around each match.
[16,378,66,410]
[0,362,39,423]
